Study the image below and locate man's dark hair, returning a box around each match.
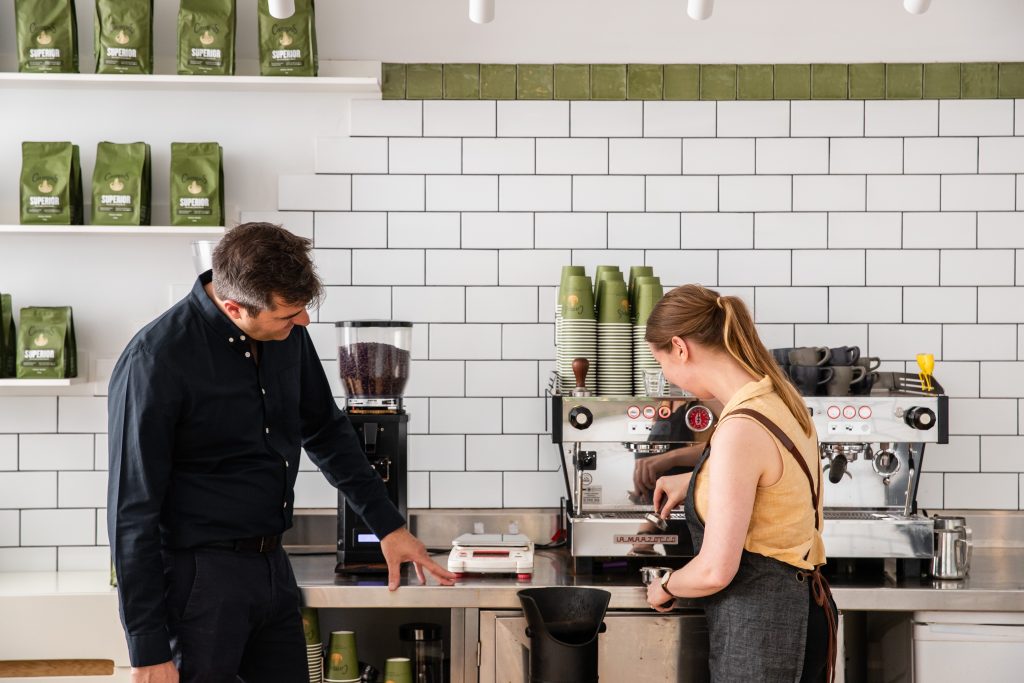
[211,222,324,316]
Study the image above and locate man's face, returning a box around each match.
[235,295,310,342]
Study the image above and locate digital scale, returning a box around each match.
[447,533,535,580]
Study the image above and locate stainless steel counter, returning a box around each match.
[296,547,1024,612]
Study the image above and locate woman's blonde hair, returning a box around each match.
[644,284,814,437]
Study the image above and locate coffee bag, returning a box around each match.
[170,143,224,226]
[20,142,84,225]
[258,0,318,77]
[94,0,153,74]
[16,307,78,380]
[15,0,79,73]
[0,295,15,379]
[177,0,236,75]
[91,142,151,225]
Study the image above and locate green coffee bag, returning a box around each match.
[91,142,151,225]
[15,0,79,73]
[16,306,77,379]
[257,0,318,77]
[170,143,224,226]
[20,142,83,225]
[0,295,15,379]
[94,0,153,74]
[177,0,236,75]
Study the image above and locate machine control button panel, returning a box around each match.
[628,421,654,434]
[827,422,872,434]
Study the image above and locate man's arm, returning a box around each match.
[107,345,179,667]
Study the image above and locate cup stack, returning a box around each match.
[555,266,585,345]
[558,274,597,393]
[632,276,663,396]
[596,275,632,396]
[301,607,323,683]
[325,630,360,683]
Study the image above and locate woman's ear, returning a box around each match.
[672,336,689,361]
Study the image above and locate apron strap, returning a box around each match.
[728,408,821,531]
[727,407,837,683]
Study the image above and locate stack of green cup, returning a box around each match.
[558,274,596,393]
[556,265,585,340]
[383,657,413,683]
[301,607,323,683]
[595,269,632,396]
[325,630,360,682]
[632,276,664,396]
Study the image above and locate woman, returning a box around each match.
[643,285,837,683]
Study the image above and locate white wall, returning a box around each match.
[2,0,1022,68]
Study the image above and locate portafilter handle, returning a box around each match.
[572,358,591,397]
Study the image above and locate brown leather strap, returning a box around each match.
[729,408,821,531]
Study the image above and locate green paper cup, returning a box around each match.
[326,630,359,680]
[631,276,663,314]
[635,282,664,326]
[301,607,320,645]
[594,265,622,292]
[562,275,595,320]
[628,266,654,298]
[595,270,625,308]
[384,657,413,683]
[558,265,586,308]
[598,281,631,324]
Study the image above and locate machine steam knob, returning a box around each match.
[568,406,594,430]
[904,406,936,431]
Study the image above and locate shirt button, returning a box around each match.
[245,352,251,358]
[240,335,246,341]
[283,501,288,509]
[262,389,267,395]
[228,337,234,343]
[265,427,270,434]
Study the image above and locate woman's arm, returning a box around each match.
[647,418,780,607]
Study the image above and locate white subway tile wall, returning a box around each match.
[2,98,1023,569]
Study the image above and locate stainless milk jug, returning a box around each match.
[931,516,972,579]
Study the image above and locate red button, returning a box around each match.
[642,406,656,419]
[827,406,841,419]
[658,405,672,419]
[858,406,872,419]
[627,406,641,419]
[842,406,856,419]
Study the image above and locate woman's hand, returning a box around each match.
[652,472,692,519]
[633,445,702,494]
[646,578,676,612]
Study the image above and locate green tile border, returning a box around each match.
[382,62,1024,100]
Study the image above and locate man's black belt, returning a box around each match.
[202,534,282,553]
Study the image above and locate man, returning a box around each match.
[108,222,454,683]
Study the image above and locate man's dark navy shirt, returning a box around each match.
[107,271,404,667]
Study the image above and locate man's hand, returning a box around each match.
[380,527,457,591]
[131,661,178,683]
[652,472,692,519]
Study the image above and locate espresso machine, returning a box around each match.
[812,374,948,568]
[334,320,412,573]
[551,367,948,575]
[549,370,720,573]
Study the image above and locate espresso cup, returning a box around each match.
[852,370,879,396]
[788,346,831,367]
[825,366,867,396]
[856,356,882,372]
[788,365,834,396]
[829,346,861,366]
[771,348,794,366]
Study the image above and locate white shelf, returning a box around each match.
[0,71,380,94]
[0,224,225,235]
[0,377,85,387]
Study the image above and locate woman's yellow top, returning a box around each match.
[693,375,826,569]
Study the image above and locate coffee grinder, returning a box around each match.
[335,320,412,574]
